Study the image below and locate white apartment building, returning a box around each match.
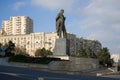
[0,32,76,56]
[111,54,120,63]
[2,16,33,35]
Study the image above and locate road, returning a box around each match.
[0,65,119,80]
[103,74,120,79]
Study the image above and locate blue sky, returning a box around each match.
[0,0,120,54]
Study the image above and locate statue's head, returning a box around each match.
[60,9,64,13]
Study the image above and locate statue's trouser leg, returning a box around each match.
[59,30,61,38]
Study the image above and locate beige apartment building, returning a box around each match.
[0,32,101,56]
[0,32,76,56]
[2,16,33,35]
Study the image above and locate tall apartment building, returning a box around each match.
[2,16,33,35]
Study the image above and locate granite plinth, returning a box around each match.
[53,38,70,56]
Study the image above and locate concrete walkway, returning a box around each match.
[0,58,27,68]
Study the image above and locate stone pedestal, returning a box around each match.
[53,38,70,56]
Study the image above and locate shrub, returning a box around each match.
[8,54,61,64]
[35,48,53,57]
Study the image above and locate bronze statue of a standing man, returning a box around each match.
[56,9,67,38]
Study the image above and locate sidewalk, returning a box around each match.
[0,57,120,79]
[0,58,27,68]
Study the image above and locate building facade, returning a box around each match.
[0,32,77,56]
[111,54,120,63]
[2,16,33,35]
[0,32,102,56]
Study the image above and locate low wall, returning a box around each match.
[49,61,69,71]
[2,57,99,72]
[9,62,48,69]
[69,57,99,71]
[49,57,99,72]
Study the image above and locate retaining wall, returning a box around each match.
[49,57,99,71]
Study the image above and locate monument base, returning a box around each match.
[53,38,70,56]
[48,55,69,60]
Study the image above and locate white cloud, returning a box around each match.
[115,45,120,53]
[83,0,120,16]
[111,23,120,32]
[87,31,115,42]
[86,30,120,53]
[13,2,26,10]
[31,0,74,11]
[79,0,120,53]
[81,0,120,27]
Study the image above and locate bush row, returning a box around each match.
[8,54,61,64]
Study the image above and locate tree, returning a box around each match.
[0,43,2,56]
[86,47,97,58]
[14,46,28,56]
[0,43,2,51]
[78,48,87,57]
[96,47,113,67]
[5,41,15,57]
[35,48,53,57]
[0,43,2,47]
[86,47,93,58]
[71,48,87,57]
